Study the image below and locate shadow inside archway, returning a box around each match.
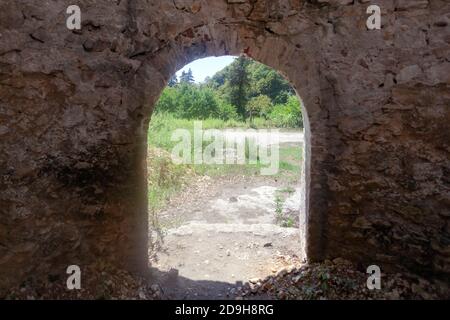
[149,266,275,300]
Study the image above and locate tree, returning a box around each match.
[247,61,294,104]
[154,87,178,113]
[246,95,273,123]
[154,56,303,128]
[180,68,195,84]
[168,74,178,87]
[187,69,195,83]
[270,95,303,128]
[226,56,251,117]
[216,99,238,121]
[179,71,187,83]
[205,65,231,89]
[206,57,295,115]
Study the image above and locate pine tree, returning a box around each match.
[179,71,187,83]
[227,56,250,117]
[186,68,195,83]
[180,68,195,84]
[168,74,178,87]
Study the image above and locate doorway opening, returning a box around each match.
[147,55,305,299]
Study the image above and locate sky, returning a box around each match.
[176,56,237,83]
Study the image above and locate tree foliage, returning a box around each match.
[270,96,303,128]
[168,74,178,87]
[226,56,251,117]
[156,57,303,128]
[246,95,273,121]
[179,68,195,84]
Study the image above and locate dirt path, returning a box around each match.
[150,175,303,300]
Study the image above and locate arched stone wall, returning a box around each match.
[140,19,326,262]
[0,0,449,293]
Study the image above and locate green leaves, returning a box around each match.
[270,96,303,128]
[155,84,220,119]
[246,95,273,120]
[156,57,303,128]
[179,68,195,83]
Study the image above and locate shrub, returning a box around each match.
[216,99,239,121]
[155,84,221,119]
[155,87,178,114]
[246,95,273,120]
[269,95,303,128]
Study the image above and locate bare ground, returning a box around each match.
[149,174,302,300]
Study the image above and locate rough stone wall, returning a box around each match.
[0,0,449,294]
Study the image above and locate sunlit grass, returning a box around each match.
[147,115,303,228]
[148,113,296,150]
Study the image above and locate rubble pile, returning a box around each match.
[234,258,449,300]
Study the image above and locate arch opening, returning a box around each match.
[145,55,308,298]
[135,22,325,267]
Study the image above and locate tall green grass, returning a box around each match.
[148,113,285,152]
[148,113,303,179]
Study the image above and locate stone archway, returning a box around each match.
[144,33,324,258]
[1,0,449,293]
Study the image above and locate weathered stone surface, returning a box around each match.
[0,0,449,295]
